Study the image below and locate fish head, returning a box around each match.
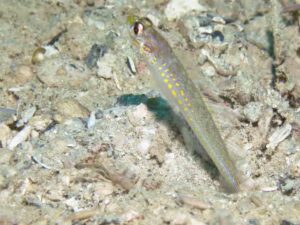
[127,15,160,56]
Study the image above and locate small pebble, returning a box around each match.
[247,219,261,225]
[176,194,211,210]
[237,198,254,214]
[96,53,116,79]
[126,104,151,126]
[86,0,95,6]
[183,16,212,47]
[243,102,263,123]
[65,197,80,212]
[127,56,136,74]
[97,62,113,79]
[120,210,142,223]
[0,108,16,123]
[29,114,53,131]
[31,155,52,169]
[212,16,226,25]
[0,124,11,148]
[267,124,292,150]
[32,45,58,65]
[32,47,46,64]
[138,138,151,155]
[289,155,300,178]
[280,179,294,193]
[87,111,96,128]
[55,99,90,119]
[31,130,39,138]
[16,106,36,127]
[95,109,104,119]
[85,44,107,69]
[258,107,273,140]
[165,0,207,20]
[8,125,31,150]
[0,148,13,164]
[278,138,298,155]
[15,65,34,84]
[0,174,8,189]
[94,182,114,196]
[211,30,225,42]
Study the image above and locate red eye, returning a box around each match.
[133,22,143,35]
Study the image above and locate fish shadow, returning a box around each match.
[117,94,219,180]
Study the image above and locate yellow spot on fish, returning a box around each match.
[184,107,188,111]
[168,84,172,89]
[151,58,157,64]
[165,68,169,73]
[139,48,145,55]
[180,90,185,96]
[184,97,189,102]
[172,90,177,96]
[188,103,192,107]
[175,83,180,87]
[164,79,168,83]
[161,72,165,77]
[159,66,162,70]
[178,100,182,105]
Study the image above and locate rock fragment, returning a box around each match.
[0,108,15,123]
[243,102,264,123]
[16,106,36,127]
[87,111,96,129]
[165,0,207,20]
[29,114,53,131]
[14,65,34,84]
[267,124,292,150]
[96,52,117,79]
[126,56,136,75]
[55,99,90,119]
[85,44,107,69]
[0,124,11,148]
[8,125,31,150]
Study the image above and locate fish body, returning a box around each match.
[128,16,240,192]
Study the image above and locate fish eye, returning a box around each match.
[133,22,143,35]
